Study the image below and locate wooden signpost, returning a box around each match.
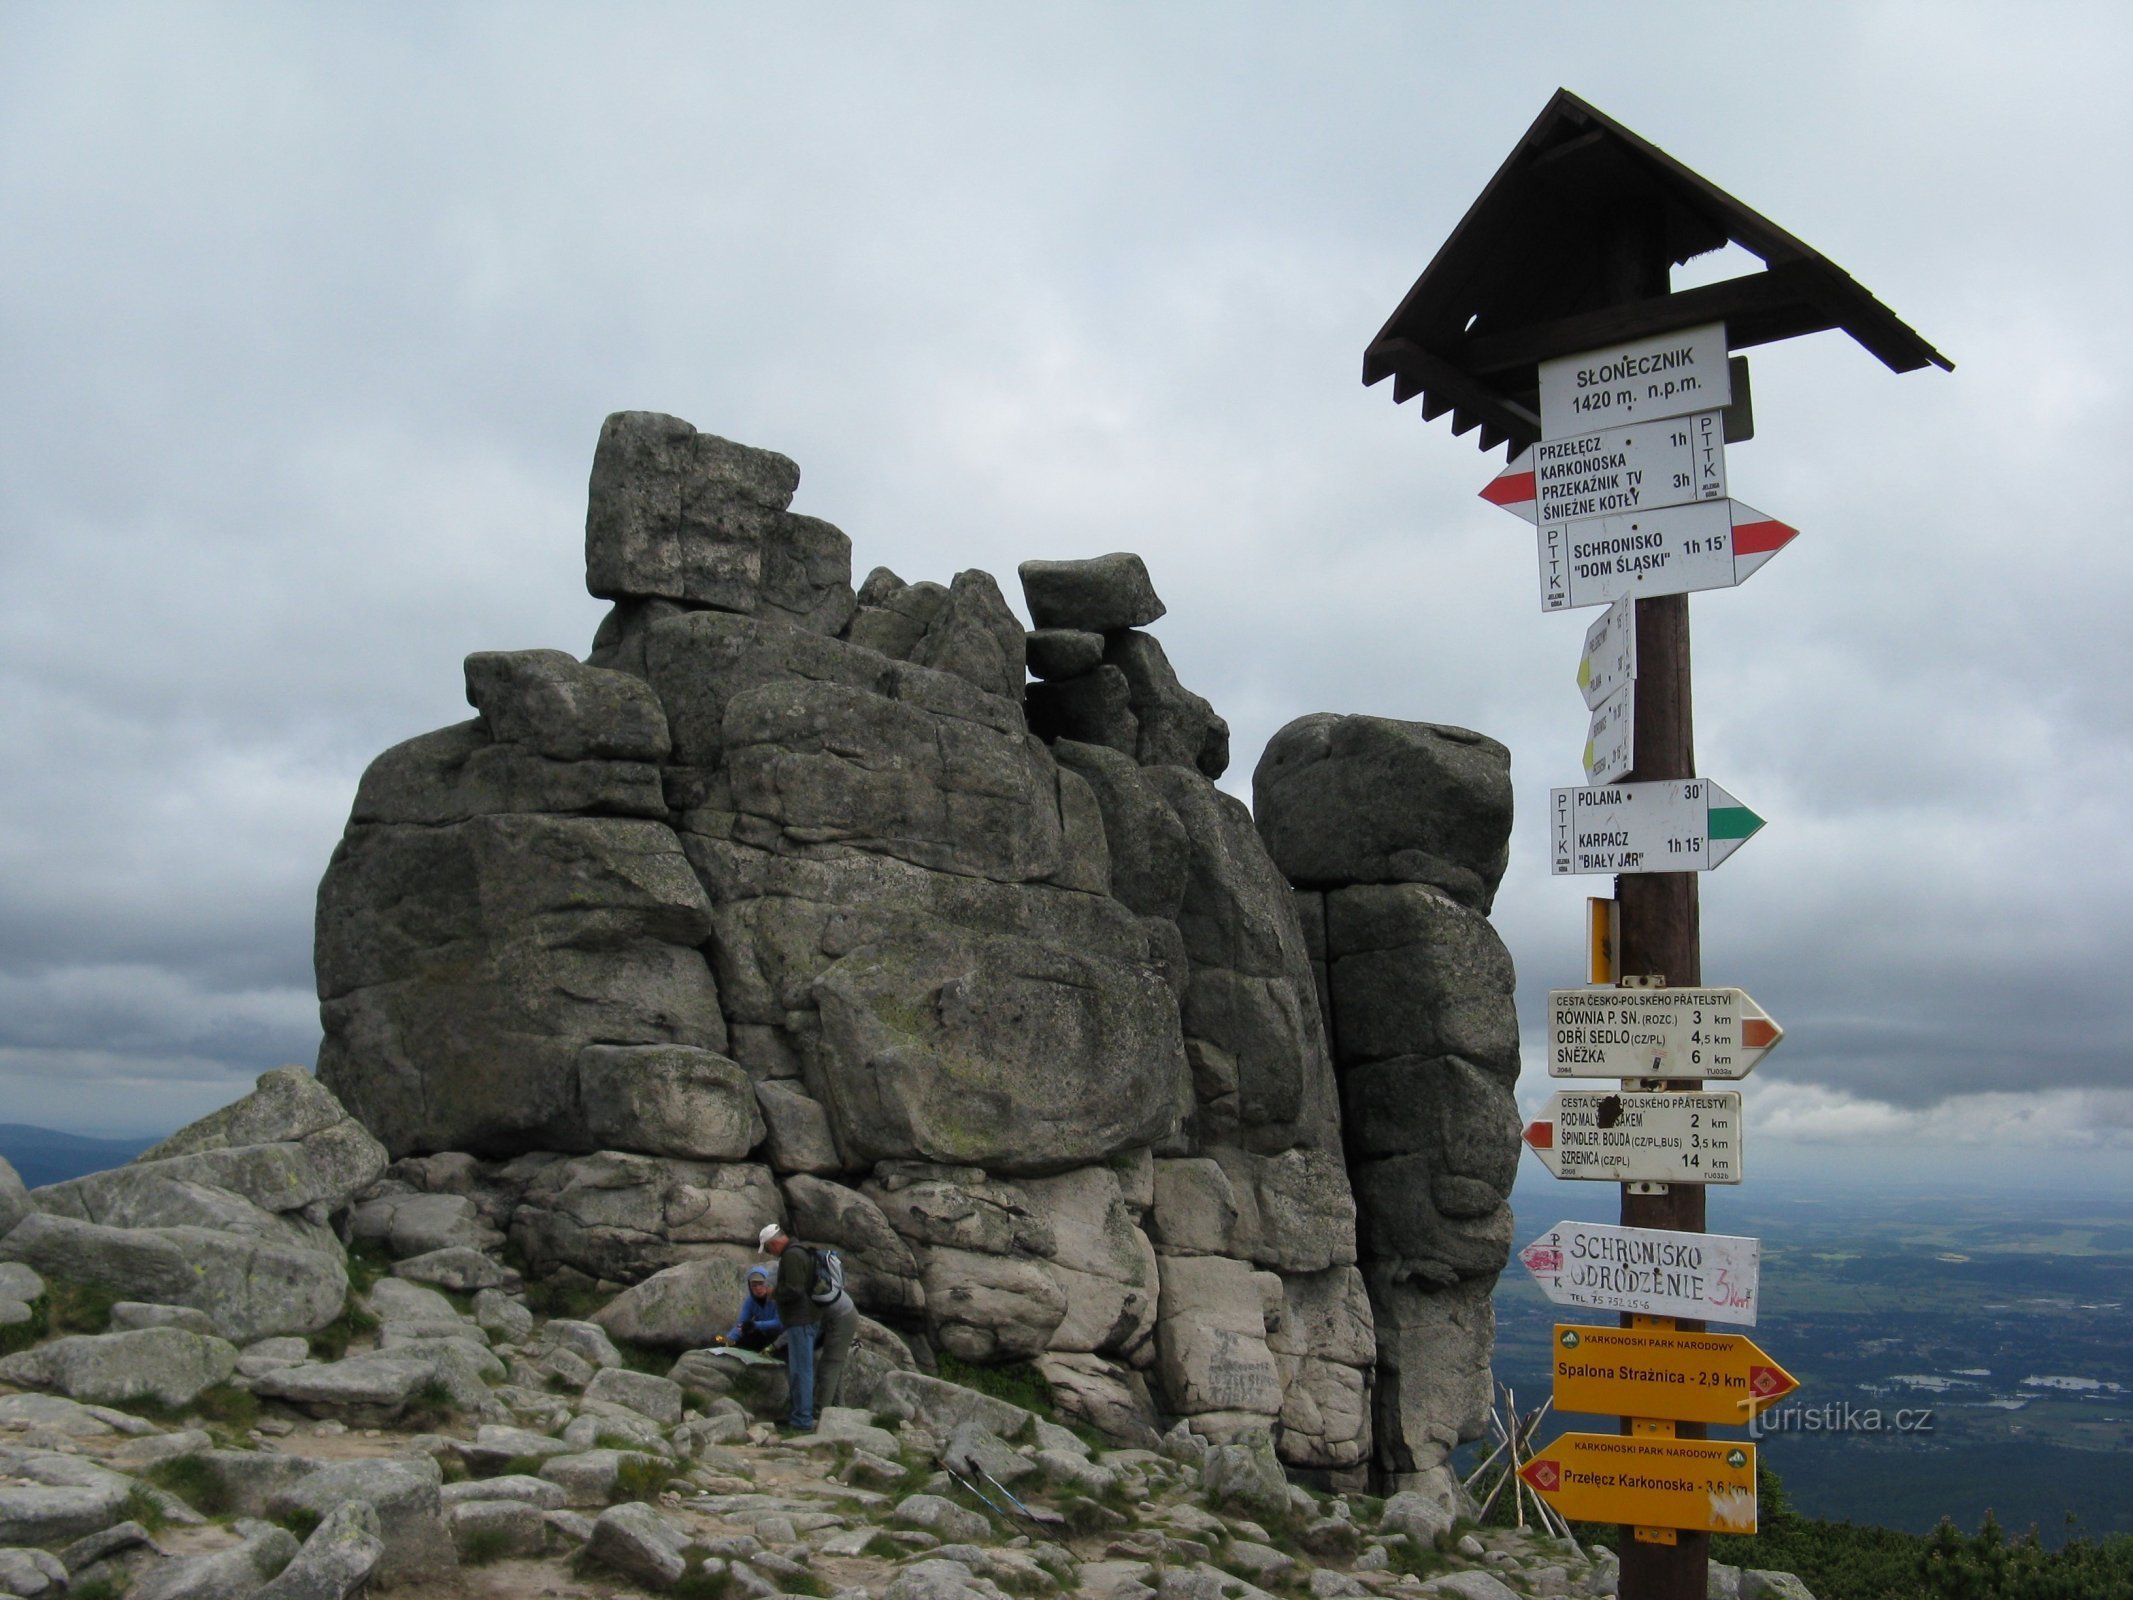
[1364,89,1947,1597]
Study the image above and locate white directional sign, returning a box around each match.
[1519,1219,1763,1326]
[1538,323,1732,436]
[1522,1090,1743,1184]
[1547,987,1785,1081]
[1583,684,1634,785]
[1577,597,1635,711]
[1535,498,1798,613]
[1549,778,1764,875]
[1482,409,1726,527]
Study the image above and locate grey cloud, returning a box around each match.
[2,5,2129,1141]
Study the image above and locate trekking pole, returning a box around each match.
[975,1465,1066,1529]
[935,1454,1013,1521]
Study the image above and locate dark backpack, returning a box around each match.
[806,1244,846,1304]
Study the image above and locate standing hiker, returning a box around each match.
[757,1221,858,1433]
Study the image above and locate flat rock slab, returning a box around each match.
[0,1447,139,1546]
[0,1327,239,1408]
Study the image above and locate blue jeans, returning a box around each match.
[784,1321,820,1429]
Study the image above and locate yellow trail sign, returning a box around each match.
[1519,1433,1757,1533]
[1552,1323,1799,1424]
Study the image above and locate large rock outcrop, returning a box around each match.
[1,1068,380,1341]
[1253,713,1521,1492]
[312,410,1519,1487]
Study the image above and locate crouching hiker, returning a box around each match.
[714,1262,782,1353]
[757,1221,858,1433]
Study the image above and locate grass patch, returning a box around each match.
[497,1454,551,1480]
[522,1268,607,1321]
[670,1566,739,1600]
[399,1377,459,1432]
[344,1238,392,1296]
[309,1300,380,1363]
[68,1578,126,1600]
[459,1526,518,1566]
[5,1275,124,1350]
[195,1383,260,1431]
[148,1454,234,1517]
[104,1382,259,1439]
[779,1573,830,1598]
[611,1453,671,1502]
[0,1295,50,1356]
[1058,1493,1125,1536]
[124,1480,171,1534]
[933,1352,1054,1419]
[862,1532,907,1560]
[274,1506,322,1540]
[611,1336,671,1376]
[1382,1533,1457,1581]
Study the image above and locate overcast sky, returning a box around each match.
[3,4,2127,1189]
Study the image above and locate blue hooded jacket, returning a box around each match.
[726,1263,783,1341]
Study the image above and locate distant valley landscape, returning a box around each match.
[1486,1167,2133,1548]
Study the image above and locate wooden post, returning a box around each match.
[1615,589,1708,1598]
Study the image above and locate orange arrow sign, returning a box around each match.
[1551,1324,1799,1424]
[1519,1433,1758,1533]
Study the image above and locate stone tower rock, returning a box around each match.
[316,411,1518,1487]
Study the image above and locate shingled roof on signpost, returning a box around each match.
[1363,89,1952,455]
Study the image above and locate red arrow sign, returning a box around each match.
[1523,1119,1555,1150]
[1521,1456,1562,1493]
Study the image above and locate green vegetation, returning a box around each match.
[1534,1466,2133,1600]
[398,1376,460,1431]
[344,1238,392,1296]
[3,1275,124,1351]
[861,1532,907,1560]
[147,1454,234,1517]
[611,1335,673,1376]
[308,1298,380,1362]
[519,1264,606,1320]
[0,1297,47,1356]
[459,1526,518,1566]
[611,1452,672,1502]
[273,1506,322,1541]
[67,1577,127,1600]
[932,1352,1054,1418]
[123,1481,171,1534]
[1691,1469,2133,1600]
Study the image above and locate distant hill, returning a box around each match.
[0,1124,159,1188]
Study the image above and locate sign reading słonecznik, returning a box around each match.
[1547,986,1784,1080]
[1549,779,1764,875]
[1522,1089,1743,1184]
[1519,1219,1762,1326]
[1538,323,1732,435]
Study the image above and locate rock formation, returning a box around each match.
[303,409,1516,1488]
[1253,714,1520,1484]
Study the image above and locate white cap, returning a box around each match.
[758,1222,784,1252]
